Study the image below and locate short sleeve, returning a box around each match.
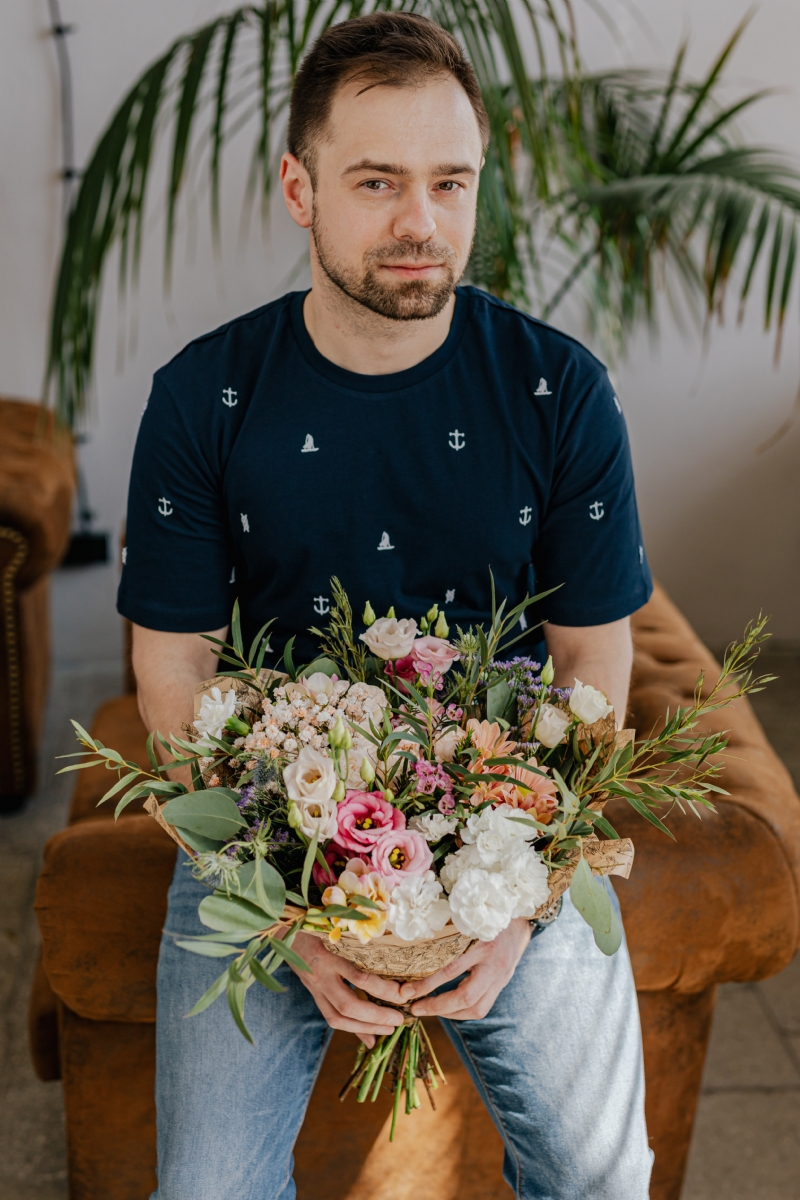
[532,371,652,625]
[117,373,235,632]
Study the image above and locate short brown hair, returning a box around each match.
[287,12,490,179]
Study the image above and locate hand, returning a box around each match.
[399,919,533,1021]
[289,932,407,1048]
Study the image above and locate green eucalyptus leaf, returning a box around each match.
[593,908,623,956]
[175,939,239,957]
[162,790,246,840]
[199,893,271,934]
[301,657,339,679]
[569,856,613,935]
[486,679,513,723]
[237,859,286,918]
[173,827,226,853]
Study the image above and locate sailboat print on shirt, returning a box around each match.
[377,532,395,551]
[301,434,319,453]
[534,378,552,396]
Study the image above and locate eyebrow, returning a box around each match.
[342,159,478,179]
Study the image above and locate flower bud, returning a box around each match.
[362,600,376,627]
[328,716,352,750]
[427,603,439,622]
[287,802,303,830]
[434,612,449,639]
[541,655,555,687]
[224,715,251,736]
[419,616,429,634]
[332,779,346,803]
[359,755,376,784]
[386,605,396,619]
[383,789,394,804]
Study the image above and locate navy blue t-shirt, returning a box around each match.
[118,286,652,663]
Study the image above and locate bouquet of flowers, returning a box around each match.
[63,577,770,1138]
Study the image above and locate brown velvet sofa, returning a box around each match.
[30,584,800,1200]
[0,397,74,811]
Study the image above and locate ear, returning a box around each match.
[280,152,313,229]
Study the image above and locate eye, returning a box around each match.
[362,179,390,191]
[437,181,461,192]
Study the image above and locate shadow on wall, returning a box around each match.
[646,423,800,646]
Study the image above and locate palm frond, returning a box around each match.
[541,19,800,358]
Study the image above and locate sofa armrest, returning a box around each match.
[35,816,176,1022]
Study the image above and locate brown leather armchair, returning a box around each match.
[0,398,74,811]
[30,585,800,1200]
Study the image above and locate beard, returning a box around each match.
[311,209,465,321]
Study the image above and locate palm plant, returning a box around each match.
[47,3,800,426]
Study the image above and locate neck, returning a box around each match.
[302,255,456,376]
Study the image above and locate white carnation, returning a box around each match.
[461,803,536,866]
[386,872,452,941]
[497,843,550,918]
[448,868,516,941]
[409,812,459,842]
[439,843,482,892]
[195,687,237,747]
[569,680,614,725]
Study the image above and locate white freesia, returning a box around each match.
[194,687,237,746]
[386,872,452,940]
[497,842,550,917]
[409,812,459,842]
[283,746,337,803]
[533,703,572,748]
[286,672,337,705]
[292,797,339,840]
[461,804,536,866]
[360,616,418,660]
[448,868,516,941]
[569,680,614,725]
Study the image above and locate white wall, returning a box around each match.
[3,0,799,666]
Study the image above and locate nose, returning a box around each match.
[392,183,437,244]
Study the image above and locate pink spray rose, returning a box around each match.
[371,829,433,881]
[335,790,406,854]
[411,636,460,678]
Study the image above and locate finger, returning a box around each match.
[312,994,395,1042]
[400,945,486,1001]
[411,970,493,1018]
[327,980,405,1028]
[338,963,406,1004]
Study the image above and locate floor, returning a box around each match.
[0,648,798,1200]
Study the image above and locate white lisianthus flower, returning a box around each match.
[386,871,452,941]
[283,746,337,804]
[360,616,418,660]
[461,804,536,866]
[286,672,337,705]
[344,744,378,790]
[497,843,550,918]
[448,868,516,941]
[569,680,614,725]
[533,703,572,748]
[409,812,459,843]
[292,797,339,840]
[194,687,237,746]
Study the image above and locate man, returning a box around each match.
[119,12,654,1199]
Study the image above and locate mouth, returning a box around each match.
[379,263,445,279]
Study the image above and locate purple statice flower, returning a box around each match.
[236,783,256,810]
[273,828,289,844]
[438,793,456,815]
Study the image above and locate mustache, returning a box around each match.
[363,240,456,266]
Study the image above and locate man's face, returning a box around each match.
[307,73,484,321]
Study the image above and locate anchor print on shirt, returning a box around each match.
[222,388,238,408]
[589,501,605,521]
[377,531,395,551]
[445,589,456,604]
[519,506,532,526]
[301,434,319,453]
[448,430,465,451]
[157,497,173,517]
[314,596,330,615]
[241,513,250,533]
[534,378,552,396]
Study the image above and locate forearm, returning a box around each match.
[131,624,227,777]
[544,617,633,725]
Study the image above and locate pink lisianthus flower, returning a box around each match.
[371,829,433,881]
[335,790,406,854]
[311,841,355,889]
[412,636,460,678]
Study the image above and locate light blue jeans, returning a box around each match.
[152,853,653,1199]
